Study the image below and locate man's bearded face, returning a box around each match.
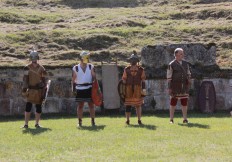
[130,59,138,65]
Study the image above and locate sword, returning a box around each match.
[41,80,51,108]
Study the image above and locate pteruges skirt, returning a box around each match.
[75,87,92,102]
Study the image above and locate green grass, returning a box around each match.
[0,112,231,161]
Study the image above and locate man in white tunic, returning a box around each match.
[72,51,96,127]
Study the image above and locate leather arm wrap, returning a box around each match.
[72,83,76,92]
[142,81,145,89]
[168,81,171,89]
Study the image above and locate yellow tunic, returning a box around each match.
[122,65,146,106]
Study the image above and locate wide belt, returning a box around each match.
[28,85,43,89]
[76,83,92,87]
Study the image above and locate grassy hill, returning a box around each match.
[0,0,231,68]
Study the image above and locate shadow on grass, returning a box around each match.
[126,124,156,130]
[178,123,210,129]
[153,110,231,118]
[77,125,106,131]
[0,111,230,122]
[22,127,52,135]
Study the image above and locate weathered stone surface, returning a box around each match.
[143,79,196,110]
[141,43,216,68]
[0,99,11,115]
[0,83,6,98]
[60,98,77,114]
[12,97,26,115]
[42,97,61,113]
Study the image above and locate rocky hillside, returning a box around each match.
[0,0,231,68]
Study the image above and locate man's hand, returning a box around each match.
[22,88,28,98]
[141,89,147,97]
[72,83,77,96]
[168,88,172,95]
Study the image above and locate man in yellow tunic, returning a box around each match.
[21,50,47,128]
[122,51,146,125]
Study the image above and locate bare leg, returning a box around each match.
[170,106,176,121]
[77,102,84,126]
[88,102,95,119]
[88,102,96,126]
[181,106,188,120]
[35,112,41,125]
[136,106,142,125]
[78,102,84,119]
[24,112,31,125]
[135,106,142,121]
[125,112,131,121]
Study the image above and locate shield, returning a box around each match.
[198,81,216,113]
[117,79,126,102]
[41,80,51,108]
[91,80,103,106]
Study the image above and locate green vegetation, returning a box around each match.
[0,113,231,161]
[0,0,231,67]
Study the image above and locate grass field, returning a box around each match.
[0,112,231,161]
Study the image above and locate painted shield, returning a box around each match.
[91,80,103,106]
[198,81,216,113]
[117,79,126,102]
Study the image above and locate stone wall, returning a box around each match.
[0,68,232,116]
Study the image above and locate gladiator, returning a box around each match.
[21,50,47,128]
[122,51,146,125]
[72,51,97,127]
[167,48,191,124]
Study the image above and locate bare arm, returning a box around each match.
[122,68,127,84]
[91,67,96,82]
[72,70,77,92]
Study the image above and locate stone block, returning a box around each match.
[141,43,216,68]
[42,97,61,113]
[0,99,11,115]
[12,97,26,115]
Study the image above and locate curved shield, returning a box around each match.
[91,80,103,106]
[117,79,126,102]
[198,81,216,113]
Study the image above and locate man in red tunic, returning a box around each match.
[167,48,191,124]
[122,51,146,125]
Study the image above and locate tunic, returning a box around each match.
[167,60,191,99]
[122,65,146,106]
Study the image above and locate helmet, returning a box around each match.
[29,50,39,61]
[128,51,139,63]
[80,51,90,63]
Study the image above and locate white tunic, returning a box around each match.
[72,63,94,90]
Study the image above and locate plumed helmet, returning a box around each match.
[128,51,139,62]
[80,51,90,58]
[80,51,90,63]
[29,50,39,61]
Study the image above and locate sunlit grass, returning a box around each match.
[0,112,231,161]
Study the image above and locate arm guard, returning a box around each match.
[168,81,171,89]
[142,81,145,89]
